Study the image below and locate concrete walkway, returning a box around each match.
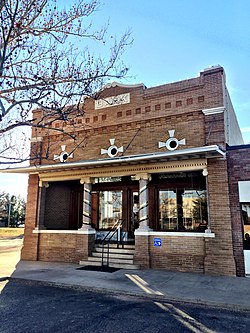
[1,237,250,310]
[8,260,250,310]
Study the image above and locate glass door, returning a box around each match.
[91,182,139,243]
[98,190,123,230]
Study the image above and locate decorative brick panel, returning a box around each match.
[37,233,95,263]
[134,235,150,268]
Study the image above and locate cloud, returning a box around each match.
[241,127,250,133]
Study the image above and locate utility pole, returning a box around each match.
[7,201,14,227]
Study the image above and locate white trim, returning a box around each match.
[202,106,225,116]
[134,230,215,238]
[33,229,96,235]
[102,81,145,90]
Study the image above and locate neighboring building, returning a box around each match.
[4,65,250,276]
[227,144,250,276]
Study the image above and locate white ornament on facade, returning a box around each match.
[158,130,186,151]
[53,145,73,163]
[101,139,124,158]
[95,93,130,110]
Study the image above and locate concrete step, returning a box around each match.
[109,263,140,270]
[92,252,134,260]
[94,248,135,255]
[87,256,134,265]
[79,242,139,270]
[79,260,102,266]
[95,244,135,250]
[79,260,140,270]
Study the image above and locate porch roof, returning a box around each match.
[0,145,225,174]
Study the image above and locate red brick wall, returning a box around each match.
[31,67,225,164]
[204,112,226,147]
[227,146,250,276]
[204,159,236,275]
[148,235,205,273]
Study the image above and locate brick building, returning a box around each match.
[227,144,250,276]
[4,65,249,276]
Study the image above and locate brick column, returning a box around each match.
[21,174,40,261]
[204,159,236,276]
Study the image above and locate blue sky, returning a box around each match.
[1,0,250,198]
[94,0,250,142]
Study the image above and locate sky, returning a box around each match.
[0,0,250,199]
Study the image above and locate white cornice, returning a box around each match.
[103,81,146,90]
[202,106,225,116]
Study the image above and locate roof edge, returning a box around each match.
[0,145,225,174]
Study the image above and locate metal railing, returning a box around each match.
[101,218,125,268]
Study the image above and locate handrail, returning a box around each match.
[101,218,125,268]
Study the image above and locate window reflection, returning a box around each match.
[159,190,177,230]
[99,191,122,229]
[159,189,208,231]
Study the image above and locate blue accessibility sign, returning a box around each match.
[154,238,162,247]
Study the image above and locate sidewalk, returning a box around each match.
[1,237,250,310]
[7,259,250,310]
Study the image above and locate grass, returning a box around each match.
[0,227,24,238]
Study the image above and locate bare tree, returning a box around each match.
[0,0,132,164]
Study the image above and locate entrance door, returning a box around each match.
[91,185,139,242]
[98,190,123,229]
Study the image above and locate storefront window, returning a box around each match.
[99,191,122,229]
[159,190,177,230]
[159,189,208,231]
